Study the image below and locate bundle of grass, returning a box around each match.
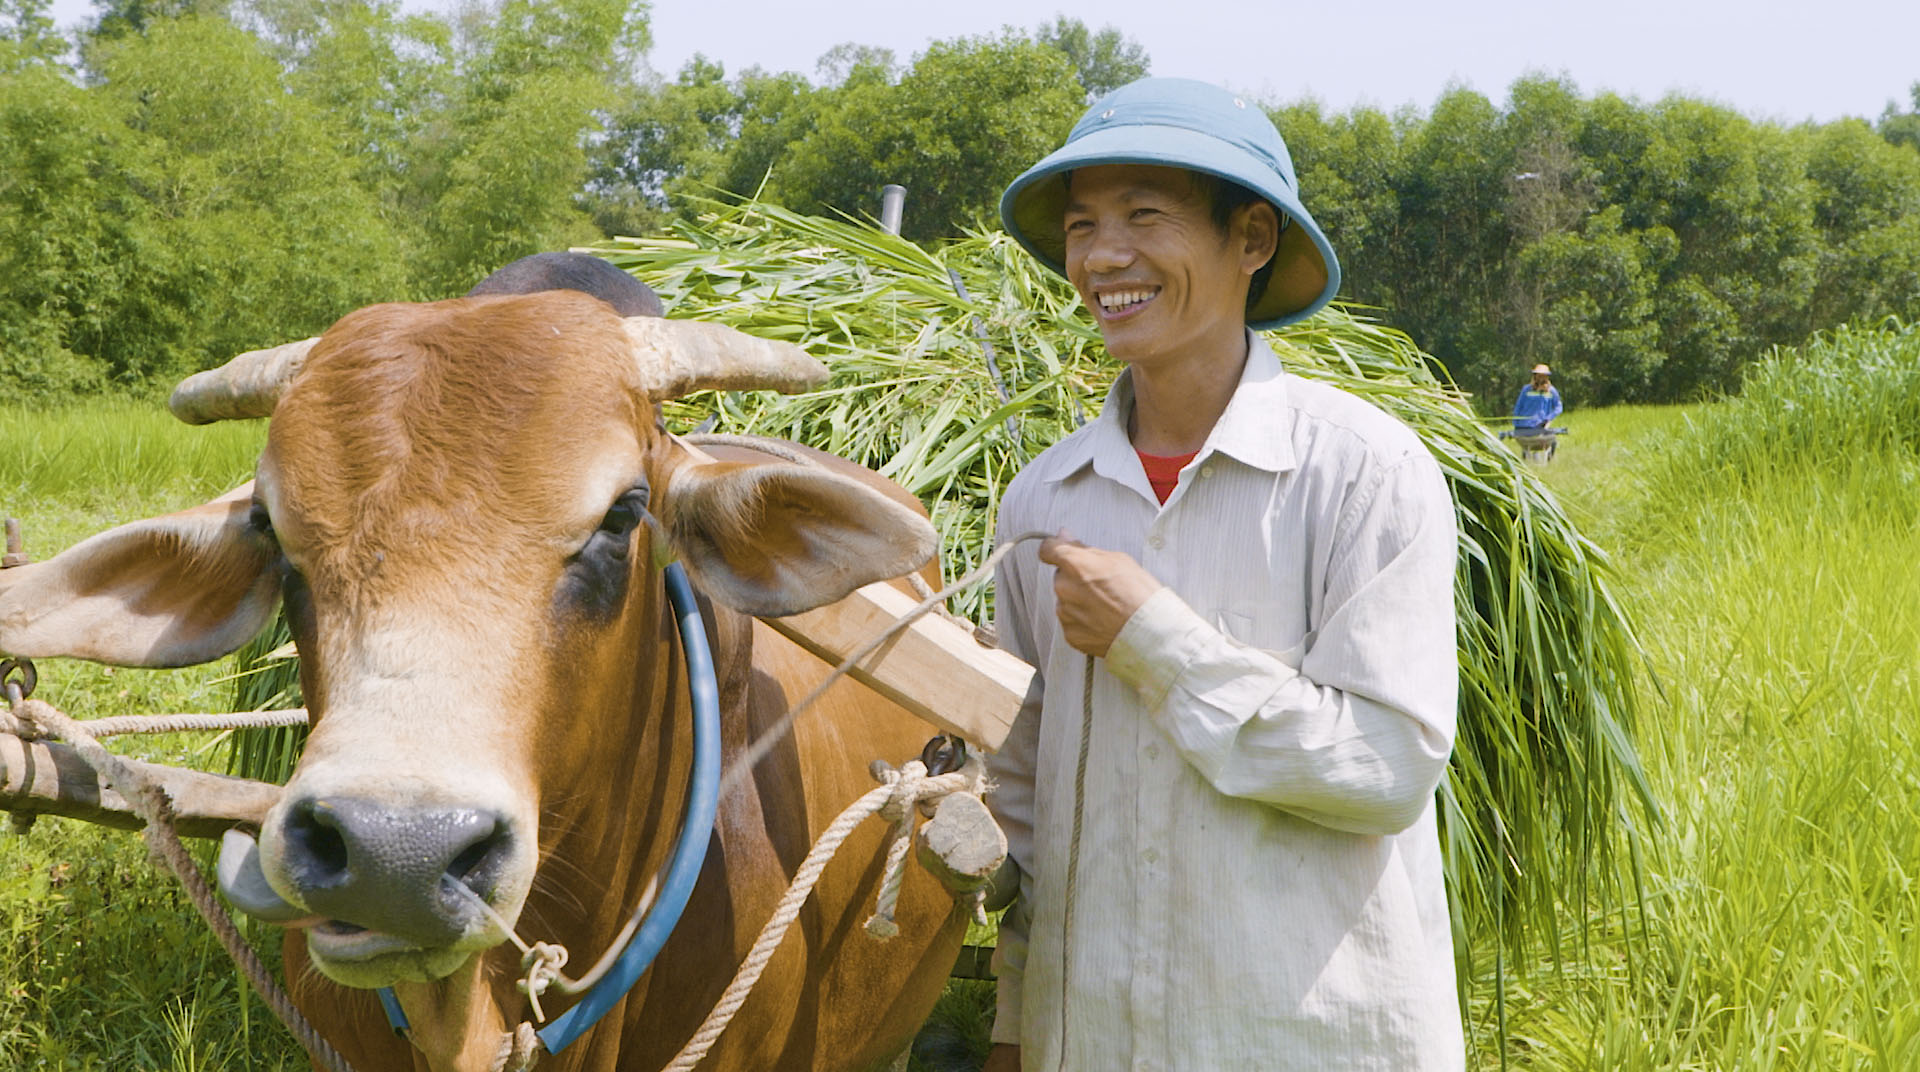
[586,196,1657,986]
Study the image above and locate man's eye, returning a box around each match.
[1065,218,1092,233]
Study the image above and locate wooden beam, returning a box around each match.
[0,731,282,838]
[761,581,1033,752]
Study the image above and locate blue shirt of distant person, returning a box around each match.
[1512,364,1562,431]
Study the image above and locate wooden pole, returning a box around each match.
[0,731,281,838]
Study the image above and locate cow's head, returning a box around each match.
[0,292,935,988]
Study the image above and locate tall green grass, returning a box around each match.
[1479,322,1920,1067]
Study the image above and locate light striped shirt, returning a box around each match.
[989,331,1464,1071]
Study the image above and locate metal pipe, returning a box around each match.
[879,184,906,236]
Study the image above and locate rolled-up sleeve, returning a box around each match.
[1105,453,1458,836]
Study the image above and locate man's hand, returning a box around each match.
[982,1043,1021,1072]
[1040,533,1163,658]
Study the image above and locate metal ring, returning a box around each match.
[919,733,966,776]
[0,657,35,703]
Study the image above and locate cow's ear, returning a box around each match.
[0,498,282,668]
[662,460,937,617]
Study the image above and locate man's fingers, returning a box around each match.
[1038,529,1084,565]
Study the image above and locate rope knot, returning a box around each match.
[871,758,930,824]
[0,697,49,741]
[519,942,569,1023]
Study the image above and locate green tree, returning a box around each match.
[771,32,1082,240]
[245,0,455,216]
[0,0,65,69]
[410,0,651,294]
[1878,81,1920,153]
[1034,15,1148,99]
[86,13,406,373]
[0,62,131,395]
[1802,118,1920,329]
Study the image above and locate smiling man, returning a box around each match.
[984,78,1465,1070]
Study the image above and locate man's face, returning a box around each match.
[1062,164,1268,369]
[1532,373,1550,389]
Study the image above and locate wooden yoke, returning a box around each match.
[763,581,1030,753]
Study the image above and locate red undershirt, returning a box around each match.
[1137,448,1199,504]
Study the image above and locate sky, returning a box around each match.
[42,0,1920,125]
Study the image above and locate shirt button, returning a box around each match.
[1142,847,1160,864]
[1146,535,1164,550]
[1199,466,1214,479]
[1144,743,1161,759]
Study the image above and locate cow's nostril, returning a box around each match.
[287,800,352,888]
[446,822,507,888]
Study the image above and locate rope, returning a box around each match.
[656,752,987,1072]
[0,707,308,740]
[67,709,307,739]
[2,687,357,1072]
[495,1021,543,1072]
[1056,657,1095,1072]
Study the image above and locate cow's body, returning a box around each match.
[0,292,969,1070]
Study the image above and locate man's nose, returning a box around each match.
[1081,221,1136,273]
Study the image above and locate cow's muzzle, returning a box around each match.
[270,794,518,949]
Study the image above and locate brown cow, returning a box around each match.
[0,292,970,1071]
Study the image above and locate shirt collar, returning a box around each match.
[1044,329,1297,485]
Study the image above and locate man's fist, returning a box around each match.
[1039,532,1164,658]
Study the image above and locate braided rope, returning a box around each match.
[68,709,308,738]
[0,707,308,740]
[4,689,356,1072]
[655,755,983,1072]
[1056,657,1096,1072]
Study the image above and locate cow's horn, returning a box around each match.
[623,317,829,399]
[168,338,319,425]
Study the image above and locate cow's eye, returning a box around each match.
[249,503,275,539]
[588,486,650,561]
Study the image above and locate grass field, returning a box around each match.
[1468,328,1920,1068]
[4,320,1919,1068]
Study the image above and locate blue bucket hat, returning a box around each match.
[999,77,1340,330]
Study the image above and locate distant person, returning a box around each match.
[1512,363,1562,432]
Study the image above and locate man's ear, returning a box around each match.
[659,459,938,618]
[0,498,283,668]
[1236,200,1281,277]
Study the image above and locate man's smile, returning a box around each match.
[1095,286,1160,318]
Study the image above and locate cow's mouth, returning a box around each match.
[307,920,423,962]
[304,930,481,988]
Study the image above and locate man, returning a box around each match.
[1512,363,1562,432]
[985,78,1463,1071]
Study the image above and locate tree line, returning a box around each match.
[2,0,1917,407]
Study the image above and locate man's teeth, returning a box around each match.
[1099,290,1155,311]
